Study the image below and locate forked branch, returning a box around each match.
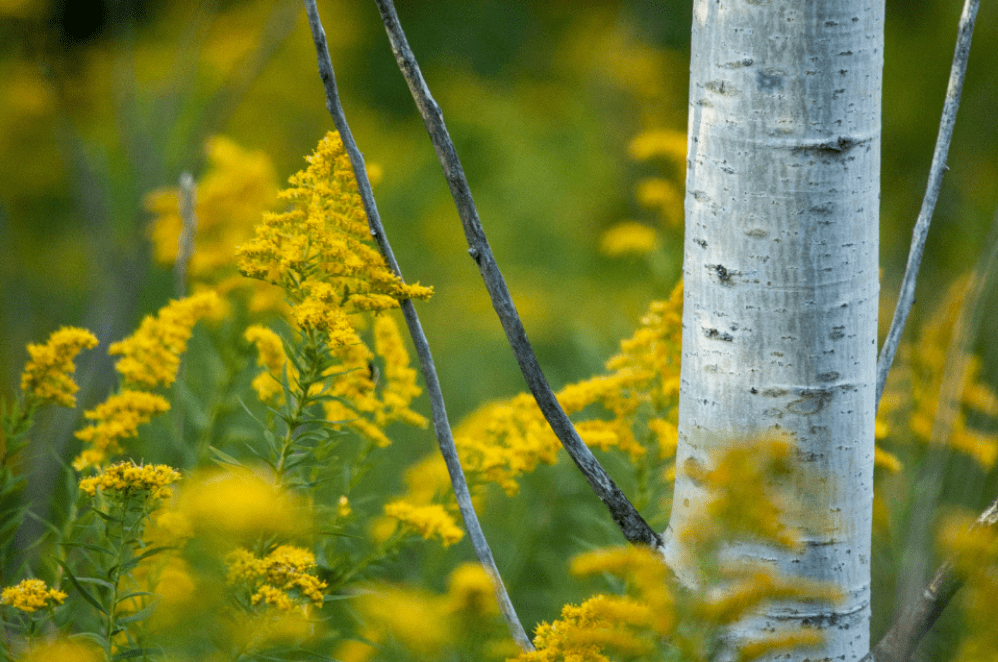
[302,0,533,651]
[371,0,662,551]
[876,0,980,409]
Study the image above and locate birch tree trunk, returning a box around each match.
[663,1,883,659]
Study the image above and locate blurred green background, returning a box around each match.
[1,0,997,654]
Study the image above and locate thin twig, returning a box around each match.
[876,0,980,410]
[175,172,198,298]
[371,0,662,551]
[861,496,998,662]
[301,0,533,651]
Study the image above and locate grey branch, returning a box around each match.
[876,0,980,409]
[862,496,998,662]
[175,172,198,298]
[371,0,662,552]
[301,0,533,651]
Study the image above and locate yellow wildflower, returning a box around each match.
[19,639,102,662]
[321,314,428,448]
[226,545,327,609]
[383,501,464,546]
[337,495,351,518]
[333,639,376,662]
[874,446,903,473]
[373,314,426,427]
[599,221,659,257]
[445,562,498,615]
[570,545,674,635]
[391,281,684,504]
[147,136,278,283]
[109,291,221,388]
[635,177,683,227]
[679,436,802,551]
[245,324,288,403]
[20,326,99,408]
[78,461,181,499]
[628,128,687,163]
[174,467,307,542]
[0,578,67,613]
[237,132,431,316]
[358,584,452,657]
[737,630,825,661]
[514,595,653,662]
[878,275,998,469]
[73,389,171,470]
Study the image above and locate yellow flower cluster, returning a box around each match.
[570,545,674,634]
[73,390,171,471]
[445,562,498,616]
[172,467,307,542]
[356,585,452,658]
[522,440,840,662]
[109,291,221,388]
[518,594,655,662]
[349,564,501,662]
[627,128,687,229]
[878,275,998,468]
[237,131,432,342]
[20,326,98,408]
[678,435,801,551]
[18,640,101,662]
[226,545,327,609]
[78,461,181,498]
[0,578,67,613]
[247,314,427,448]
[147,136,279,283]
[598,221,659,258]
[447,281,683,497]
[74,292,220,470]
[245,324,288,403]
[383,501,464,547]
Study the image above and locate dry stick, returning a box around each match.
[372,0,662,551]
[862,496,998,662]
[301,0,534,651]
[876,0,980,410]
[175,172,198,299]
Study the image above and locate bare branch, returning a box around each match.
[301,0,533,651]
[862,496,998,662]
[371,0,663,552]
[175,172,198,298]
[876,0,980,410]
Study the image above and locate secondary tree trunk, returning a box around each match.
[663,1,883,660]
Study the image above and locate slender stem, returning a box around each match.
[371,0,662,551]
[301,0,533,650]
[876,0,980,410]
[862,496,998,662]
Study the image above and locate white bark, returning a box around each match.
[664,1,882,660]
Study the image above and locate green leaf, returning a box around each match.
[55,559,107,615]
[113,649,153,661]
[69,632,109,648]
[208,445,245,468]
[117,590,157,602]
[120,546,170,573]
[116,600,160,624]
[61,541,116,556]
[77,576,116,590]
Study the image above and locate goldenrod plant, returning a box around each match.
[0,1,996,661]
